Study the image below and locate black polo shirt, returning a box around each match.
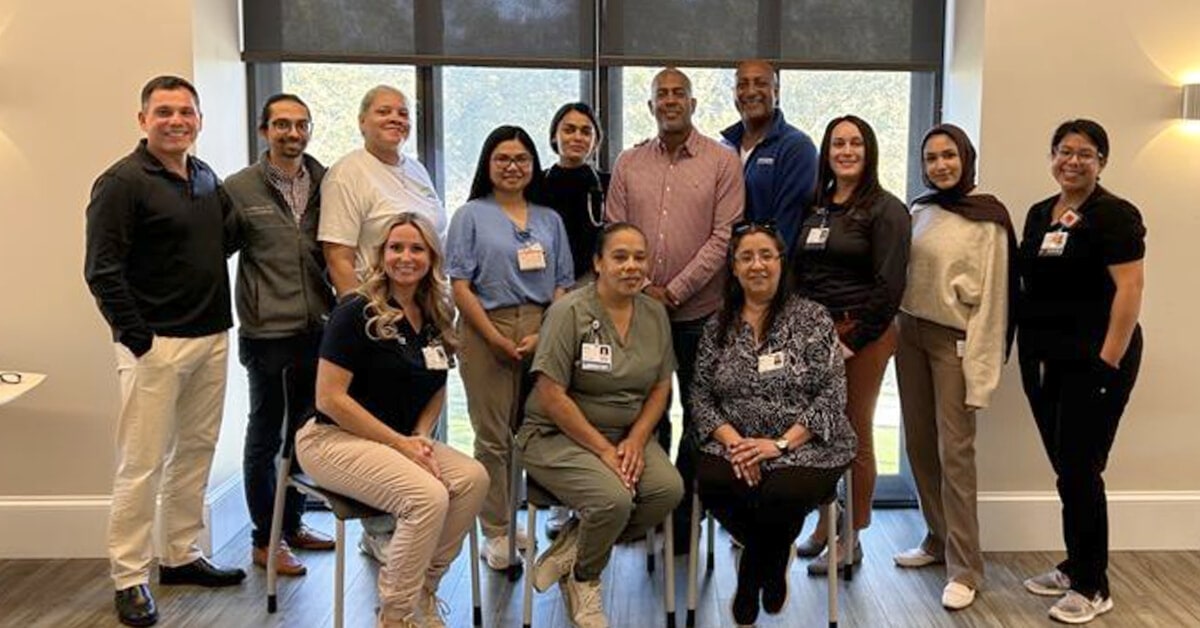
[1017,186,1145,360]
[316,295,449,436]
[84,140,233,355]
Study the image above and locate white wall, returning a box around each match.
[0,0,249,557]
[951,0,1200,549]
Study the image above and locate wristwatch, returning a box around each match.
[774,437,789,453]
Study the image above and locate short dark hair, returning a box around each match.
[258,93,311,131]
[815,114,883,211]
[467,125,546,203]
[140,75,200,111]
[1051,119,1109,163]
[592,221,645,259]
[548,102,603,155]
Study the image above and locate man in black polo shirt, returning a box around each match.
[224,93,335,577]
[85,75,244,627]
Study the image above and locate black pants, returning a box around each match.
[1018,326,1142,599]
[697,454,844,577]
[239,331,322,548]
[658,315,708,536]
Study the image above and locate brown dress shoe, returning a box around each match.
[252,542,307,576]
[286,524,336,551]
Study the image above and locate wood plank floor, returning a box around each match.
[1,508,1197,627]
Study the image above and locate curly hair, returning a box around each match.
[356,212,458,352]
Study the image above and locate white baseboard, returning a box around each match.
[979,490,1200,551]
[0,477,249,559]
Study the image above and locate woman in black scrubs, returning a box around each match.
[1016,119,1145,625]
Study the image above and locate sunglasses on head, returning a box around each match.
[732,219,778,236]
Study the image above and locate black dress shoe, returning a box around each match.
[115,584,158,627]
[159,557,246,587]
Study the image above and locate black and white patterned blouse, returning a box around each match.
[692,295,857,471]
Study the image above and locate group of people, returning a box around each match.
[84,59,1144,628]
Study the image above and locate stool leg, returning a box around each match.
[507,447,522,581]
[826,501,838,627]
[646,527,657,574]
[705,511,715,574]
[334,518,345,628]
[686,491,700,627]
[266,458,290,613]
[522,505,536,628]
[469,523,482,627]
[843,468,855,581]
[665,519,676,628]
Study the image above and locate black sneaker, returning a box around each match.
[159,557,246,587]
[114,584,157,627]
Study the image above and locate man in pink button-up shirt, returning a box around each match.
[606,67,744,541]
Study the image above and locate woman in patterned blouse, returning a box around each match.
[692,221,857,627]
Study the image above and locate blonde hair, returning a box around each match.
[356,213,458,352]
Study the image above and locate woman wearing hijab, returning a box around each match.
[892,124,1017,611]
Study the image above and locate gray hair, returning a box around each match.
[358,85,408,119]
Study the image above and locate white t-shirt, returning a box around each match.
[318,148,446,280]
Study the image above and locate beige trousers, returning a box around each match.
[458,304,544,538]
[895,312,984,588]
[296,420,488,620]
[108,332,229,590]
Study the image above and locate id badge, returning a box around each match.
[1038,231,1069,257]
[1059,209,1081,228]
[955,340,966,358]
[804,226,830,251]
[423,345,450,370]
[757,351,785,373]
[517,242,547,271]
[581,342,613,372]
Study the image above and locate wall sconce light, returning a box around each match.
[1184,84,1200,120]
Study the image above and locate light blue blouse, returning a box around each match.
[445,195,574,310]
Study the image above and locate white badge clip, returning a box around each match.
[581,342,613,372]
[1039,231,1069,257]
[804,226,830,251]
[758,351,786,373]
[955,340,966,358]
[517,242,547,271]
[423,345,450,370]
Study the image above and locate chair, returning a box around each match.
[685,468,853,627]
[265,429,483,628]
[518,472,677,628]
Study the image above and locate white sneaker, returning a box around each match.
[534,520,579,592]
[481,535,524,571]
[894,546,942,568]
[416,585,449,628]
[1024,568,1072,597]
[358,531,391,564]
[941,582,976,610]
[1048,591,1113,624]
[561,574,609,628]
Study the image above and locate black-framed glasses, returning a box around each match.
[0,372,21,384]
[732,219,778,236]
[270,119,313,133]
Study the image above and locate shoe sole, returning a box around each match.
[1048,597,1113,624]
[1025,580,1070,597]
[117,614,158,628]
[894,555,941,569]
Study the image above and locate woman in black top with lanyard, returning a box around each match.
[296,213,489,628]
[1016,120,1145,625]
[791,114,911,575]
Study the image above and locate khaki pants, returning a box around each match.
[296,420,488,621]
[519,431,683,580]
[895,312,984,588]
[458,304,543,538]
[108,333,228,590]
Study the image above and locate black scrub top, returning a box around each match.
[1016,186,1145,361]
[315,295,449,435]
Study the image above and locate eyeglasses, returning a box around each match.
[732,219,778,236]
[1052,147,1101,163]
[733,250,781,265]
[0,372,21,384]
[492,154,533,169]
[269,119,313,133]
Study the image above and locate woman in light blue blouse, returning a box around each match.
[446,125,574,571]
